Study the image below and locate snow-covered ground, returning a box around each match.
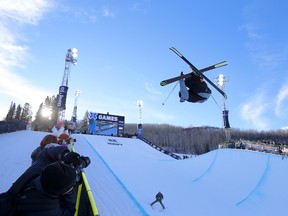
[1,130,287,216]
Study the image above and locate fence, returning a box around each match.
[0,121,27,134]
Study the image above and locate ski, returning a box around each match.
[169,47,227,99]
[160,61,227,86]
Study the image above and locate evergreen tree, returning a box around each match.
[33,102,44,131]
[51,95,59,125]
[21,103,32,123]
[6,102,16,121]
[34,103,43,122]
[32,95,59,132]
[15,104,22,121]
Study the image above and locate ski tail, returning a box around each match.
[169,47,227,99]
[160,61,227,86]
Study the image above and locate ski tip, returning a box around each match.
[169,47,182,57]
[216,61,228,67]
[160,81,167,86]
[223,94,228,99]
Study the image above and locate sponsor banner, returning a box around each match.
[88,112,125,136]
[223,110,230,129]
[88,112,97,135]
[137,123,142,139]
[57,86,69,110]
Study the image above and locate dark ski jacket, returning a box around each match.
[156,192,164,201]
[185,73,211,102]
[3,146,76,216]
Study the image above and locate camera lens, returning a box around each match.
[80,156,91,168]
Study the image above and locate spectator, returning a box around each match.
[52,122,68,137]
[31,134,59,163]
[67,123,74,135]
[58,133,70,144]
[0,145,90,216]
[58,134,76,151]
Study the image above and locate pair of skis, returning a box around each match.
[161,47,227,99]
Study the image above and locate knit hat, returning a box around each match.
[58,133,70,141]
[40,134,58,147]
[40,161,76,196]
[56,121,64,127]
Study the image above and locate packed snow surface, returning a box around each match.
[1,131,287,216]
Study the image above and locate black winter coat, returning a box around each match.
[10,146,76,216]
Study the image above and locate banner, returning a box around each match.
[88,112,97,135]
[223,110,230,129]
[88,112,125,136]
[57,86,69,111]
[137,124,142,139]
[96,113,125,136]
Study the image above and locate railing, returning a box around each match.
[139,137,182,160]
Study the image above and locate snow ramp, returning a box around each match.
[2,131,288,216]
[71,134,149,216]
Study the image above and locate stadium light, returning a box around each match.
[137,100,143,108]
[218,74,224,86]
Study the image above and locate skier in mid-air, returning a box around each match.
[178,67,211,103]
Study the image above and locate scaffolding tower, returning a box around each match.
[137,100,143,138]
[57,48,78,121]
[216,74,231,141]
[71,89,81,131]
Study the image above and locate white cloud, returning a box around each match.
[240,92,270,130]
[275,82,288,116]
[144,82,161,95]
[0,0,54,118]
[102,6,115,17]
[0,0,54,25]
[130,0,151,13]
[0,69,53,116]
[239,24,264,40]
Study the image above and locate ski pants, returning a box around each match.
[179,79,189,102]
[151,199,165,209]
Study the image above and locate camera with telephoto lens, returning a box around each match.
[62,152,90,169]
[79,156,91,169]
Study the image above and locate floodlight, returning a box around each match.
[72,48,78,58]
[137,100,143,107]
[75,89,81,97]
[218,74,224,86]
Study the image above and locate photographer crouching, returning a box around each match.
[0,144,90,216]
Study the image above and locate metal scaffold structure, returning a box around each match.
[215,74,231,141]
[71,89,81,131]
[57,48,78,121]
[137,100,143,138]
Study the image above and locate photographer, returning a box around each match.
[30,134,59,163]
[0,145,90,216]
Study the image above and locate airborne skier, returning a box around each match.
[169,47,227,99]
[179,69,211,103]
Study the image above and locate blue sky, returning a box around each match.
[0,0,288,131]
